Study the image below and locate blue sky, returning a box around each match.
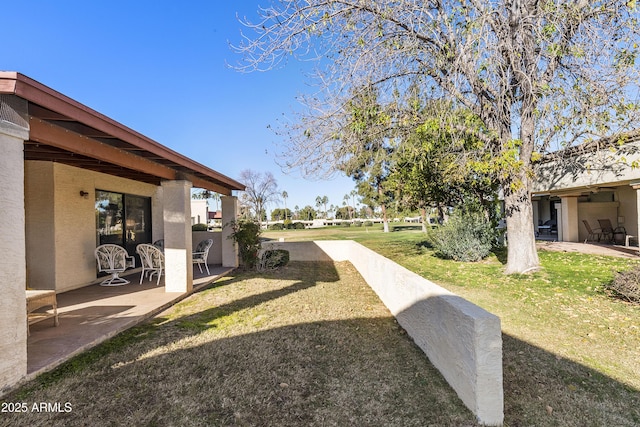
[2,0,356,213]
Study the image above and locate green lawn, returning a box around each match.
[2,225,638,426]
[2,262,479,426]
[264,226,640,425]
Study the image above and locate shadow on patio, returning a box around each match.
[26,264,234,377]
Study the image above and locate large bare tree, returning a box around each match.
[238,169,280,221]
[235,1,640,274]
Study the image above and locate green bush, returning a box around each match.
[364,221,373,227]
[259,249,290,271]
[283,219,293,229]
[606,267,640,303]
[294,222,305,229]
[428,208,496,262]
[227,220,261,269]
[191,223,208,231]
[269,223,284,230]
[353,221,362,227]
[342,222,351,227]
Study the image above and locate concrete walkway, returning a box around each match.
[26,265,233,379]
[536,240,640,259]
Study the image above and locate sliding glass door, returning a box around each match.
[96,190,152,258]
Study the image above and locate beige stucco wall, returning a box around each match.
[192,231,223,264]
[616,186,638,237]
[25,161,162,293]
[534,140,640,192]
[0,121,29,394]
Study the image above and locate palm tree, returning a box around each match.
[343,194,352,219]
[350,190,358,219]
[282,191,289,220]
[321,195,329,219]
[211,193,221,212]
[315,196,323,218]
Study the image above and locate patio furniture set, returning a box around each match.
[26,239,213,336]
[94,239,214,287]
[582,219,635,246]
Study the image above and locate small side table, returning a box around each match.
[625,235,636,248]
[26,290,59,335]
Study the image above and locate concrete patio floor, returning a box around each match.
[26,265,234,380]
[537,240,640,258]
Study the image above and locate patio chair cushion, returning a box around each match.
[95,244,135,286]
[193,239,213,275]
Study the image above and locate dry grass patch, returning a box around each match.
[2,262,477,427]
[263,228,640,425]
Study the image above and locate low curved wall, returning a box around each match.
[262,240,503,426]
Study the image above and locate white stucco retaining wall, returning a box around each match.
[263,240,504,426]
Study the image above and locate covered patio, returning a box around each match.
[533,131,640,250]
[27,266,233,377]
[0,72,245,394]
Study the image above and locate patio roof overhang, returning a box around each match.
[0,72,245,195]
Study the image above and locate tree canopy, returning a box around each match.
[236,0,640,273]
[238,169,280,221]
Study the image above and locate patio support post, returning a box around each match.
[221,195,239,268]
[559,196,579,242]
[162,180,193,293]
[631,182,640,248]
[0,95,30,390]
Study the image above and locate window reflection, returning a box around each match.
[95,191,151,256]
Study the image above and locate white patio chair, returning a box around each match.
[95,244,135,286]
[136,243,164,286]
[152,239,164,252]
[193,239,213,275]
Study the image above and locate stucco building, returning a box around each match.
[0,72,244,392]
[533,132,640,245]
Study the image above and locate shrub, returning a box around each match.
[343,222,351,227]
[191,223,208,231]
[353,221,362,227]
[294,222,305,229]
[269,223,284,230]
[428,208,496,262]
[364,221,373,227]
[258,249,290,271]
[606,267,640,303]
[227,220,261,269]
[283,219,293,229]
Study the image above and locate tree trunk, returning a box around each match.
[503,180,539,274]
[378,186,389,233]
[381,203,389,232]
[420,207,428,233]
[502,88,540,274]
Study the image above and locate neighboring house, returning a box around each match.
[0,72,245,392]
[189,199,223,228]
[191,199,208,226]
[532,131,640,244]
[208,210,223,228]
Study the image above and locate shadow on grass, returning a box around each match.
[6,262,640,427]
[501,333,640,426]
[491,246,508,264]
